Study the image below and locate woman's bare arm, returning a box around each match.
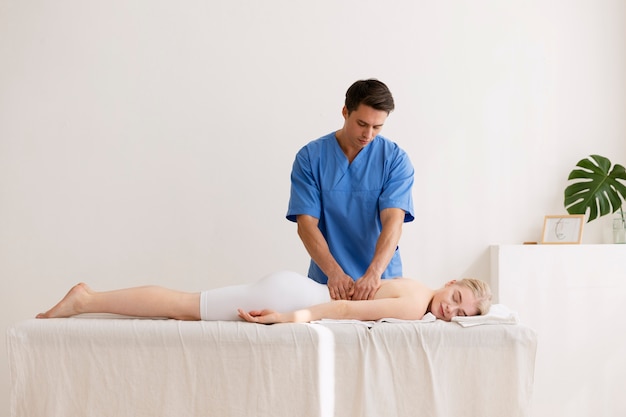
[238,296,423,324]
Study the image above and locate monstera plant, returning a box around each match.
[564,154,626,224]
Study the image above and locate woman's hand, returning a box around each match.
[238,308,286,324]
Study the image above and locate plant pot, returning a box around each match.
[613,216,626,244]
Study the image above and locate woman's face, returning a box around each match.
[430,281,479,321]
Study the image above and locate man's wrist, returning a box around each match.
[364,266,384,279]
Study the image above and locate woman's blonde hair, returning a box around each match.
[456,278,493,316]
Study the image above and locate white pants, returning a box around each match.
[200,270,331,321]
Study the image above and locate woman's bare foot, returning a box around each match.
[36,283,92,318]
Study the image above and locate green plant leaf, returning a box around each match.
[564,154,626,222]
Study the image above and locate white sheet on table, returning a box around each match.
[7,318,536,417]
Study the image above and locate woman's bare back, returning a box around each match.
[373,278,435,318]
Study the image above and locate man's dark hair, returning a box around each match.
[344,79,395,115]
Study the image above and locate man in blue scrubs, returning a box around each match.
[287,79,414,301]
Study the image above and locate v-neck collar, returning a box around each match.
[332,133,373,166]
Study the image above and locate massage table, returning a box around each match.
[7,317,536,417]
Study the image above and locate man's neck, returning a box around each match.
[334,130,361,163]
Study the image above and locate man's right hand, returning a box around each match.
[326,273,355,300]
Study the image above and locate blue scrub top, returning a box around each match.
[287,132,415,284]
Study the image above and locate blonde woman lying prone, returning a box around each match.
[37,271,492,324]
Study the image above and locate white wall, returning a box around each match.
[492,244,626,417]
[1,0,624,414]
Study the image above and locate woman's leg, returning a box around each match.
[201,270,330,320]
[38,271,329,321]
[37,283,201,320]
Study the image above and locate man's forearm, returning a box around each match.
[365,208,405,277]
[296,215,345,278]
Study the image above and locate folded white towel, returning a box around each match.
[312,313,437,328]
[378,312,436,324]
[452,304,519,327]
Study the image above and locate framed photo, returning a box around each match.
[541,215,584,244]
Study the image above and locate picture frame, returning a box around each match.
[541,214,585,244]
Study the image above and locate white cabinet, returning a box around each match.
[491,244,625,417]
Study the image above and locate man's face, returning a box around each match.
[341,104,388,151]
